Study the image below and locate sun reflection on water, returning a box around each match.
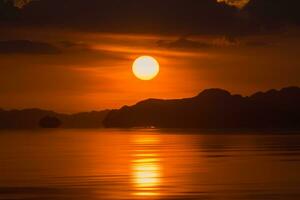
[131,134,162,197]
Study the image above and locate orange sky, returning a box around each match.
[1,28,300,112]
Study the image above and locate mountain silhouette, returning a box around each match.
[104,87,300,129]
[0,109,109,129]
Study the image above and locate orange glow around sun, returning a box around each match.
[132,56,160,80]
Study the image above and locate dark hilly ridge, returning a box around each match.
[0,109,109,129]
[104,87,300,129]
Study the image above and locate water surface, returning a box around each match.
[0,129,300,200]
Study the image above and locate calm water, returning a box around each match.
[0,129,300,200]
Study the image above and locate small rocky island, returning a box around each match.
[39,116,62,128]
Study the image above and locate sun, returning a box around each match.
[132,56,160,80]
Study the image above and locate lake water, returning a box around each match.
[0,129,300,200]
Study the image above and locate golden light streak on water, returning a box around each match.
[131,134,162,197]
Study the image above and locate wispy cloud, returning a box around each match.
[217,0,250,9]
[5,0,34,8]
[0,40,60,54]
[157,38,211,50]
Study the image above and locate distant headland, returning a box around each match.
[104,87,300,129]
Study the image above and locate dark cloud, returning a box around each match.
[59,41,88,49]
[0,40,60,54]
[157,38,212,50]
[1,0,246,35]
[0,0,19,21]
[1,0,300,36]
[243,0,300,31]
[245,40,273,47]
[157,35,275,50]
[58,41,96,53]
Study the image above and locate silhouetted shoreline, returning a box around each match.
[104,87,300,129]
[1,87,300,130]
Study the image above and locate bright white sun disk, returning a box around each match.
[132,56,160,80]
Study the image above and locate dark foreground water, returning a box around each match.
[0,129,300,200]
